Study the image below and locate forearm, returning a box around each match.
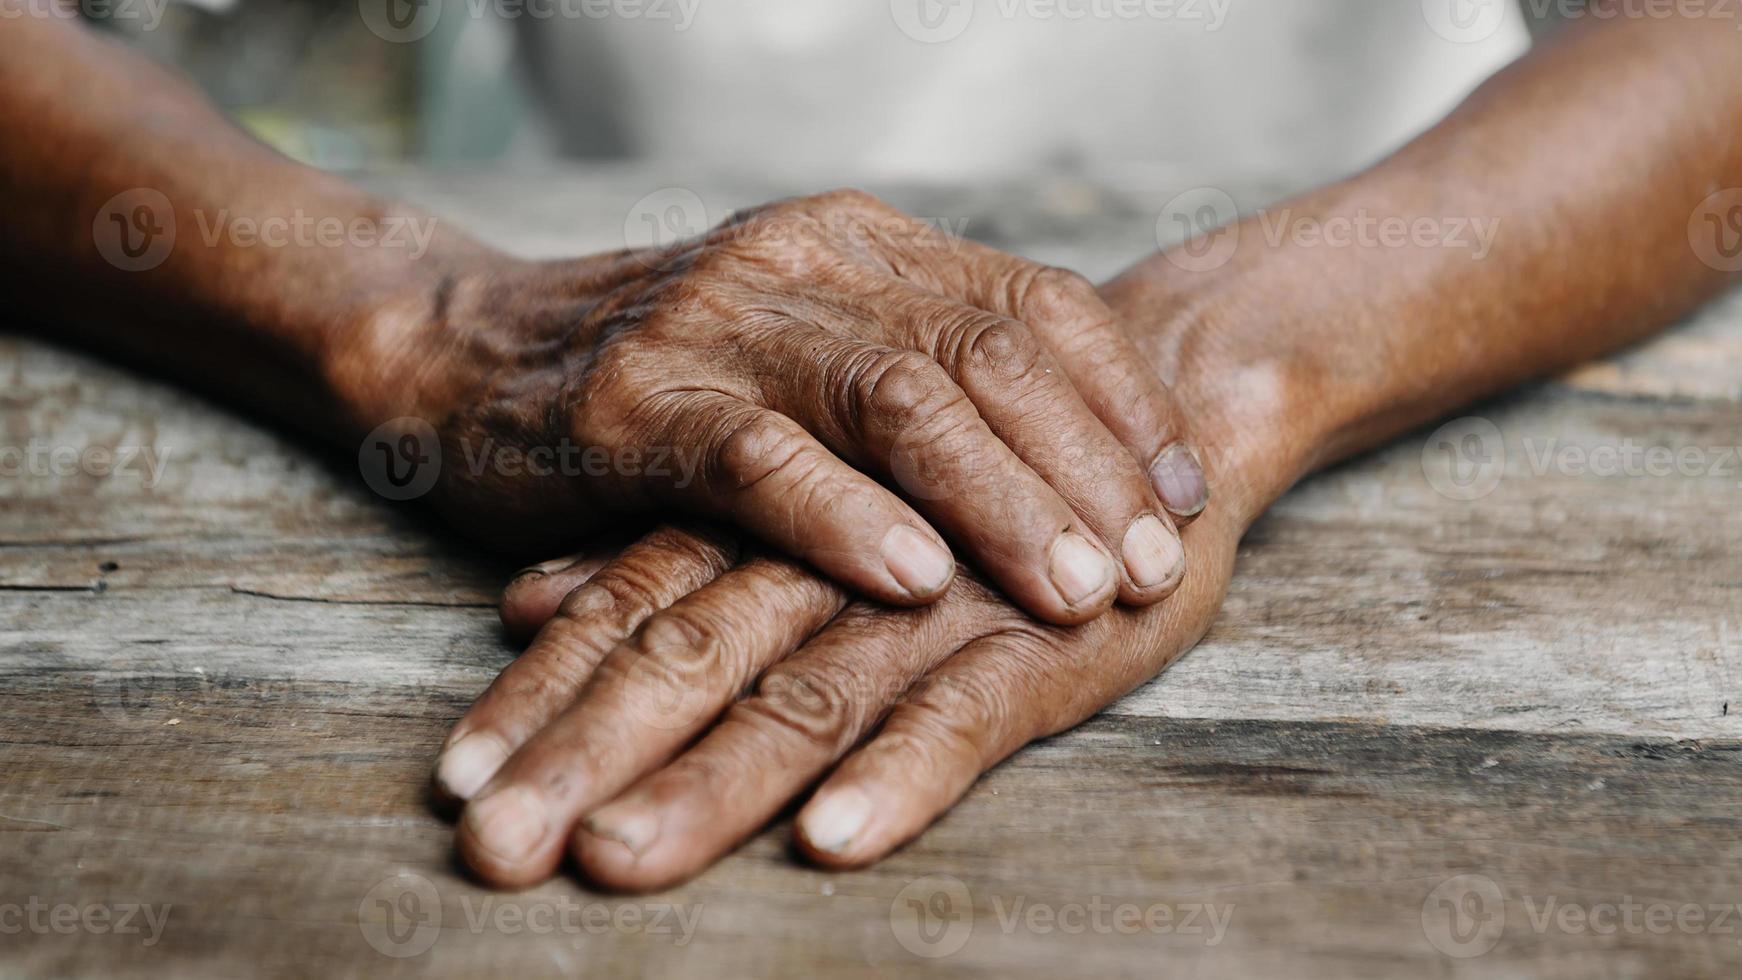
[1108,12,1742,520]
[0,12,493,436]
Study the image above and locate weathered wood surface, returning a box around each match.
[3,171,1741,978]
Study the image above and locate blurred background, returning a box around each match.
[85,0,1582,176]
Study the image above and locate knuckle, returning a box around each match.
[875,709,985,774]
[711,413,813,491]
[958,317,1044,384]
[642,525,739,572]
[634,609,726,674]
[1019,266,1109,330]
[569,568,663,623]
[857,349,960,423]
[746,660,867,756]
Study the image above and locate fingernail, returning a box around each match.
[800,786,871,855]
[1122,515,1185,590]
[512,554,583,582]
[434,733,510,802]
[881,525,954,598]
[1049,532,1114,606]
[583,801,660,858]
[1150,444,1209,518]
[464,786,548,865]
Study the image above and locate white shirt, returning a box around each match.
[517,0,1531,182]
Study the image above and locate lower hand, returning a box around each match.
[439,512,1242,890]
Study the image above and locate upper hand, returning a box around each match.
[350,190,1207,625]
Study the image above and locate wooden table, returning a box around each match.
[4,170,1741,978]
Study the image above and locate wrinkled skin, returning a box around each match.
[368,190,1204,625]
[432,281,1289,890]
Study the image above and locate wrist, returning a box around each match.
[322,242,536,438]
[1101,233,1390,528]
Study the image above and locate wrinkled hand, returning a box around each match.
[435,497,1246,890]
[427,225,1315,890]
[357,190,1207,625]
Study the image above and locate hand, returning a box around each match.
[431,274,1294,885]
[343,190,1208,625]
[440,505,1243,889]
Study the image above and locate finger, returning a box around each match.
[747,330,1124,624]
[498,552,614,642]
[568,589,996,892]
[434,527,738,804]
[885,288,1187,602]
[634,390,959,607]
[455,557,844,889]
[792,623,1131,868]
[913,254,1211,522]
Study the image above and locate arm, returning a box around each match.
[0,12,1209,623]
[1108,6,1742,510]
[440,11,1742,889]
